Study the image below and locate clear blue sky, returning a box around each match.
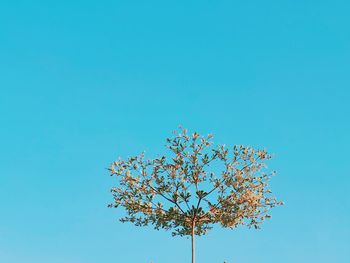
[1,1,349,262]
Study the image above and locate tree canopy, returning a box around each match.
[108,128,282,237]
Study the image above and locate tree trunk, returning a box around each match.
[191,221,195,263]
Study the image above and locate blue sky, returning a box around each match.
[0,1,349,262]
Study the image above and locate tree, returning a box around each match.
[108,128,283,263]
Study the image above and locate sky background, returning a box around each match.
[1,1,349,262]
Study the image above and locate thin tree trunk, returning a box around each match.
[191,221,195,263]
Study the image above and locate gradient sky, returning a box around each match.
[1,1,349,263]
